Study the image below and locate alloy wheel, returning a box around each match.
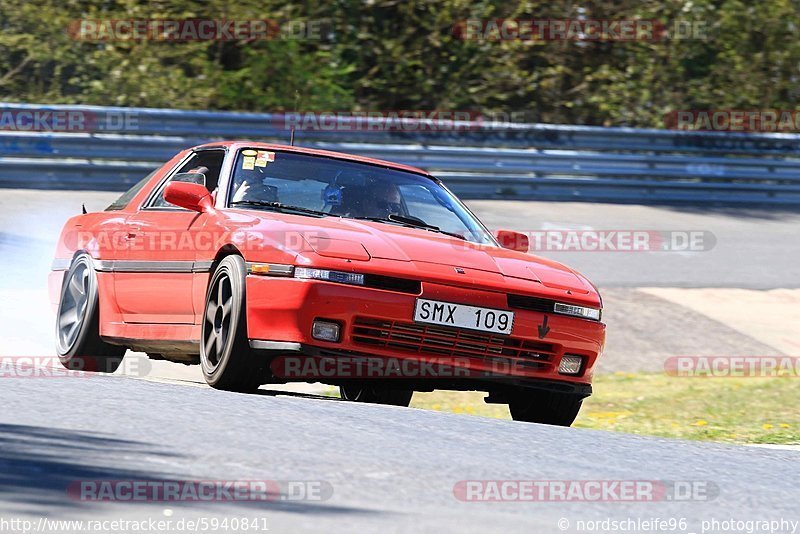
[202,272,233,371]
[57,261,90,352]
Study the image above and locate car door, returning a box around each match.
[114,149,226,324]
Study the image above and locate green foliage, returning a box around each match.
[1,0,799,126]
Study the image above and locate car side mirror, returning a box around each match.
[495,229,529,252]
[164,182,213,213]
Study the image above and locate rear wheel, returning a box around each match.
[508,389,583,426]
[339,384,413,407]
[55,254,125,373]
[200,255,262,392]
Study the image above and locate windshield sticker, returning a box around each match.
[322,185,343,206]
[242,156,255,170]
[241,149,258,157]
[255,151,275,167]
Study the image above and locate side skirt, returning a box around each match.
[102,336,200,364]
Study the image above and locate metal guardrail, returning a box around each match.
[2,103,800,204]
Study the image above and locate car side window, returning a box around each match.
[105,171,155,211]
[148,150,226,209]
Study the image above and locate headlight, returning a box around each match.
[294,267,364,286]
[554,302,601,321]
[247,264,365,286]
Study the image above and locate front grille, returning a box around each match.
[351,317,558,369]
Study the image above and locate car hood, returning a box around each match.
[226,211,599,304]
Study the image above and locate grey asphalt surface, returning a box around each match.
[1,376,798,533]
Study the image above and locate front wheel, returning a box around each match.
[508,389,584,426]
[55,254,126,373]
[339,384,413,407]
[200,255,262,392]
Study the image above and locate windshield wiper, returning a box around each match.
[353,214,468,241]
[229,200,328,218]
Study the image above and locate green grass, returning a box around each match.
[392,373,799,445]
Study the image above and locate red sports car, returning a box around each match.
[50,142,605,425]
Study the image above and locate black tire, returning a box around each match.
[55,254,126,373]
[339,384,413,407]
[200,255,262,392]
[508,389,584,426]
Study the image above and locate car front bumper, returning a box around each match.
[245,276,605,394]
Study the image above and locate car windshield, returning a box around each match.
[227,149,495,245]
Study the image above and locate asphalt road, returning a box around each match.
[1,376,798,533]
[1,189,799,532]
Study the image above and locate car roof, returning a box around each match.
[194,141,433,177]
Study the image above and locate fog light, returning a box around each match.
[312,320,341,342]
[558,354,584,375]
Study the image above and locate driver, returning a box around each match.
[365,181,403,218]
[333,179,403,218]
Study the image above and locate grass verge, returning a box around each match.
[406,373,799,445]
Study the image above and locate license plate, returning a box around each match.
[413,298,514,335]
